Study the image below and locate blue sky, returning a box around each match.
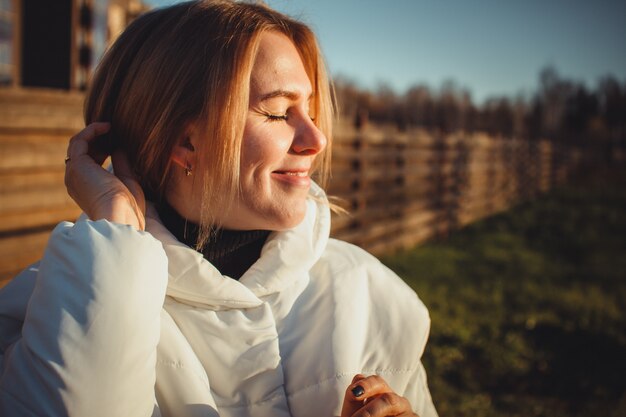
[146,0,626,104]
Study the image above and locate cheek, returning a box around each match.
[240,138,269,178]
[240,126,291,172]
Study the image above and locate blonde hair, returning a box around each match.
[85,0,334,246]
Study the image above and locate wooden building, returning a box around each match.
[0,0,149,285]
[0,0,148,91]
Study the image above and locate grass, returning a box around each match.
[381,166,626,417]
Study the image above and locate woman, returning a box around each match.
[0,1,437,416]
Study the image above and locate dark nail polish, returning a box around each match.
[351,385,365,397]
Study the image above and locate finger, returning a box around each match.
[65,123,111,193]
[84,121,112,136]
[351,374,366,384]
[344,374,370,404]
[69,122,111,149]
[347,374,393,402]
[341,374,396,417]
[67,122,111,164]
[352,392,413,417]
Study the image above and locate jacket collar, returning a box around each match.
[145,183,331,310]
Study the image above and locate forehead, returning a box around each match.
[249,31,311,96]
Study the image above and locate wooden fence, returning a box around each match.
[0,89,586,286]
[328,122,584,255]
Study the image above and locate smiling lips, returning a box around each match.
[275,170,307,176]
[271,169,311,186]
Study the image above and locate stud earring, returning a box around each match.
[185,162,192,176]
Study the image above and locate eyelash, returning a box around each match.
[264,113,316,123]
[266,113,288,122]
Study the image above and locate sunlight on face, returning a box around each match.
[220,31,327,230]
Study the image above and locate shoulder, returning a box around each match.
[313,238,396,282]
[42,220,167,269]
[310,238,431,355]
[314,239,425,309]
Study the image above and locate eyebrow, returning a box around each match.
[259,90,313,102]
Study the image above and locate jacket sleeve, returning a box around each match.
[402,361,438,417]
[369,260,439,417]
[0,220,168,417]
[320,240,439,417]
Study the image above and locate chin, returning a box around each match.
[269,214,305,231]
[265,203,308,231]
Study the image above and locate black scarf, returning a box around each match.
[156,202,270,280]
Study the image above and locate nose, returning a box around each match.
[290,115,327,156]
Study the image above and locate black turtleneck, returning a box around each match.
[156,202,270,280]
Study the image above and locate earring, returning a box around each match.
[185,162,192,176]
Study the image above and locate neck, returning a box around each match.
[156,201,270,279]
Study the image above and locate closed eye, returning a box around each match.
[266,113,288,122]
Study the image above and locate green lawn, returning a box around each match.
[382,166,626,417]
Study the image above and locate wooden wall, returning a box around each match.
[0,89,84,285]
[0,89,586,286]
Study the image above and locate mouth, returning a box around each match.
[273,170,308,177]
[271,169,311,186]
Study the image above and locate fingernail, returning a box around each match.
[351,385,365,397]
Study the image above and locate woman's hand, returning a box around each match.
[341,374,419,417]
[64,122,146,230]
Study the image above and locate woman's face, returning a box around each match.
[219,31,327,230]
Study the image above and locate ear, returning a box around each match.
[170,134,196,169]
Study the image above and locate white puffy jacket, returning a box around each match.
[0,184,437,417]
